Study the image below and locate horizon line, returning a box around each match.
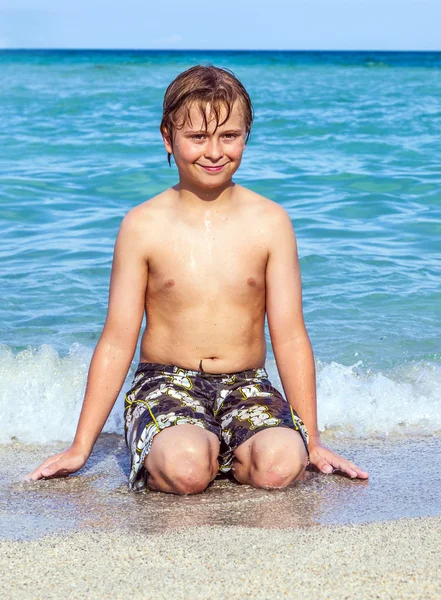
[2,48,441,53]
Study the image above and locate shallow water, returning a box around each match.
[3,433,441,540]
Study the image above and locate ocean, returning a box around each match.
[1,50,440,445]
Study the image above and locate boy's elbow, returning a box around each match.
[99,322,140,352]
[271,328,310,350]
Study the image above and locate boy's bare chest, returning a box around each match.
[147,218,268,299]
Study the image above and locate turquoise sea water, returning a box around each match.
[1,50,440,442]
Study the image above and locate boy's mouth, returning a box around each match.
[196,163,229,173]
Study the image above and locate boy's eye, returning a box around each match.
[191,134,206,141]
[223,133,238,139]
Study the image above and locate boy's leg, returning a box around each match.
[216,368,309,489]
[145,424,220,495]
[232,427,308,489]
[125,363,222,493]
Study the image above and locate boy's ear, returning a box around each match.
[162,129,173,155]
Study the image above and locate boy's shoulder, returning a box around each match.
[120,189,175,228]
[235,184,293,224]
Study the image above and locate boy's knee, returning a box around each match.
[146,427,219,494]
[165,461,215,494]
[154,451,217,494]
[235,429,308,489]
[248,454,306,489]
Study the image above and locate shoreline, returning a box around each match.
[2,433,441,538]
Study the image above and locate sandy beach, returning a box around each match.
[2,434,441,598]
[3,517,441,599]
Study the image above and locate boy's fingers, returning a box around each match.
[332,457,368,479]
[332,458,369,479]
[25,457,63,481]
[313,457,333,474]
[310,447,369,479]
[24,449,85,482]
[328,456,359,478]
[352,465,369,479]
[40,457,66,478]
[25,464,52,481]
[340,458,369,478]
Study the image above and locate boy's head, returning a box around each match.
[160,65,253,165]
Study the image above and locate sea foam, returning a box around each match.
[0,344,125,444]
[0,344,440,444]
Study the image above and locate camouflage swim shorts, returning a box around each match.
[124,362,309,491]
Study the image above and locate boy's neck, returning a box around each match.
[175,180,237,208]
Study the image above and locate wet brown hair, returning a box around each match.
[160,65,253,165]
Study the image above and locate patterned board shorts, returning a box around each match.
[124,362,309,491]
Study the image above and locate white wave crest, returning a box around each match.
[266,358,441,438]
[0,344,126,444]
[0,345,440,443]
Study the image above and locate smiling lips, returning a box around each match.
[197,163,229,173]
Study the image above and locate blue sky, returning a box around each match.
[1,0,440,50]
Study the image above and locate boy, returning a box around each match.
[27,66,368,492]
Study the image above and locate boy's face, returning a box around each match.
[163,100,247,191]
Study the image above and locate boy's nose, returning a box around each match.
[204,138,223,160]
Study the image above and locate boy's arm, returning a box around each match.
[26,210,148,480]
[265,206,368,479]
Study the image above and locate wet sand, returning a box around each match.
[2,434,441,598]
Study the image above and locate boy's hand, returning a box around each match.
[25,445,89,481]
[308,440,369,479]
